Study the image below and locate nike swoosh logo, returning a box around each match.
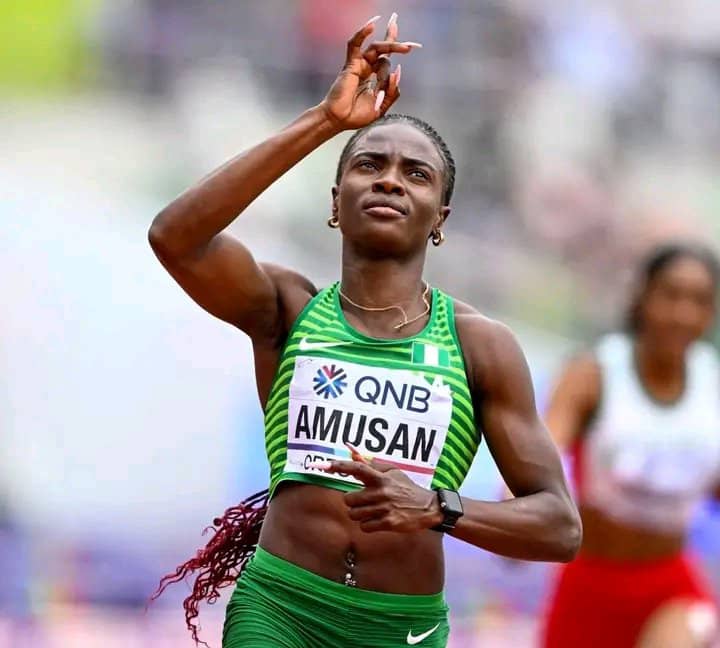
[407,623,441,645]
[298,337,353,352]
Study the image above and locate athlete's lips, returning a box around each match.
[361,197,408,217]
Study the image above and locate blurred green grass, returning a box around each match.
[0,0,97,93]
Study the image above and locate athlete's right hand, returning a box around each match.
[319,14,419,131]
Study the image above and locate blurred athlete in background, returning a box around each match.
[543,242,720,648]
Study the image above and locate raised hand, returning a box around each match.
[374,12,399,113]
[315,451,443,533]
[320,14,419,131]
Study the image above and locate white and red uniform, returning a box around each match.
[543,333,720,648]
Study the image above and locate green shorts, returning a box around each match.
[222,546,450,648]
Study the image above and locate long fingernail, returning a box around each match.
[401,41,423,48]
[365,15,382,28]
[344,442,365,460]
[308,460,332,470]
[388,12,398,28]
[395,63,402,85]
[374,90,386,112]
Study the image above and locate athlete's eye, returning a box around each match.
[409,169,430,180]
[357,160,378,170]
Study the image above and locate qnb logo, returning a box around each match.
[313,365,348,399]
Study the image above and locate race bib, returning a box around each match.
[282,356,453,489]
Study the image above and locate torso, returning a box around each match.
[260,483,445,593]
[252,276,482,594]
[575,334,720,560]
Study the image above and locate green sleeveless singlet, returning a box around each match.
[263,283,478,496]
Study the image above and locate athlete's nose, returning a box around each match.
[372,172,405,196]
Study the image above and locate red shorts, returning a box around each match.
[541,553,717,648]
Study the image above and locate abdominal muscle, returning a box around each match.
[258,481,445,594]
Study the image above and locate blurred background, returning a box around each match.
[2,0,720,645]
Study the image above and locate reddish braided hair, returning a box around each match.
[150,488,270,646]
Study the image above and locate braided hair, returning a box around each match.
[335,114,456,206]
[150,489,269,646]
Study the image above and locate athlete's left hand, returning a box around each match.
[321,459,444,533]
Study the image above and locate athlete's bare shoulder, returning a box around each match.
[452,298,507,337]
[260,262,317,296]
[562,350,601,384]
[259,263,318,346]
[553,349,602,411]
[452,298,510,342]
[450,299,527,395]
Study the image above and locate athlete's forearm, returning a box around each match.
[150,105,341,258]
[449,490,581,562]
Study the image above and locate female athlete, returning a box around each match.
[542,242,720,648]
[148,14,581,648]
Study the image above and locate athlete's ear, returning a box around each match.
[331,185,339,215]
[434,206,450,231]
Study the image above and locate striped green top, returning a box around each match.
[264,282,478,496]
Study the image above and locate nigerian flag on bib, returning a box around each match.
[411,342,450,367]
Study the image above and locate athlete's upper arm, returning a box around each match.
[458,314,569,499]
[544,352,601,451]
[149,227,312,344]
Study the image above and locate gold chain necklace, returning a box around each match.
[339,282,431,331]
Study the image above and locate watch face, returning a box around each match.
[440,489,463,516]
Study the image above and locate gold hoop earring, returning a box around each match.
[431,230,445,246]
[327,215,340,229]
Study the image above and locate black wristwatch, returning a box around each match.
[431,488,464,533]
